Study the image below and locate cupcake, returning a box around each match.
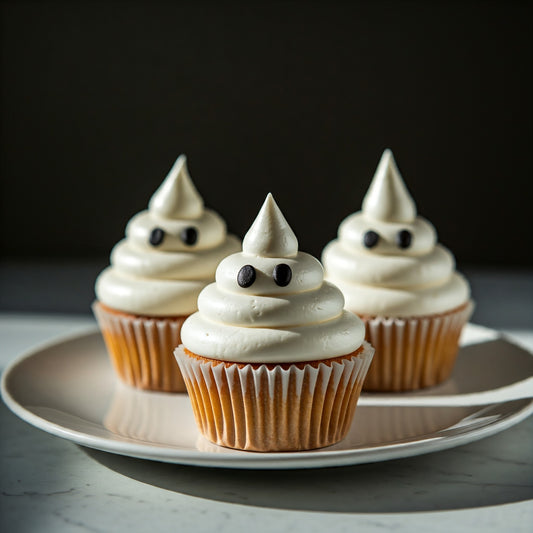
[322,149,473,391]
[93,155,241,392]
[175,193,374,451]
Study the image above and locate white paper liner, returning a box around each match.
[92,301,187,392]
[174,343,374,452]
[361,301,474,391]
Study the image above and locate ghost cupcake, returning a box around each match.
[322,150,473,391]
[174,194,374,451]
[93,155,241,392]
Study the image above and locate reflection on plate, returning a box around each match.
[2,324,533,469]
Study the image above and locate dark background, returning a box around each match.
[1,1,532,268]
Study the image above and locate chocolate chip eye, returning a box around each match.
[273,264,292,287]
[237,265,256,288]
[396,229,412,249]
[180,226,198,246]
[363,230,379,249]
[149,227,165,246]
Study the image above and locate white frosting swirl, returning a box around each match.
[96,155,241,316]
[181,193,365,362]
[322,150,470,317]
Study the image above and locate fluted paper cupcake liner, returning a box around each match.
[360,301,474,392]
[174,343,374,452]
[93,301,187,392]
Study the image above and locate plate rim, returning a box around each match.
[2,325,533,470]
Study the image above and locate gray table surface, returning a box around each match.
[1,267,532,532]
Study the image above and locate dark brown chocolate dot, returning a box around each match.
[149,227,165,246]
[396,229,412,249]
[363,230,379,248]
[237,265,256,288]
[273,264,292,287]
[180,226,198,246]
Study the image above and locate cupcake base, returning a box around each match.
[93,301,187,392]
[174,343,374,452]
[359,301,474,392]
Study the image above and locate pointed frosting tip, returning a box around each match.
[242,193,298,257]
[148,154,204,219]
[361,149,417,223]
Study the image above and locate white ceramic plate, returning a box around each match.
[2,324,533,469]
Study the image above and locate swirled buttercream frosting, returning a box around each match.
[322,149,470,317]
[181,193,365,362]
[95,155,241,316]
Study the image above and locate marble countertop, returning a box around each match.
[1,269,532,532]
